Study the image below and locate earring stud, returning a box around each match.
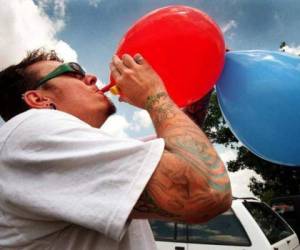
[49,103,57,110]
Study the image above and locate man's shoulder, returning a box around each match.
[21,109,84,122]
[5,109,86,126]
[0,109,89,142]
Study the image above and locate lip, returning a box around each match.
[95,90,111,102]
[95,90,104,95]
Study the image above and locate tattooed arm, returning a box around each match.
[110,54,232,223]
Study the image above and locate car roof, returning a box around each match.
[233,197,260,202]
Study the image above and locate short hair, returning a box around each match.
[0,49,63,121]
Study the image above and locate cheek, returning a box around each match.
[53,84,103,108]
[57,86,86,101]
[54,93,82,109]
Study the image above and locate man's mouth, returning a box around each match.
[95,89,104,95]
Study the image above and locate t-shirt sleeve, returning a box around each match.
[0,111,164,241]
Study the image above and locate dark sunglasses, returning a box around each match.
[35,62,86,88]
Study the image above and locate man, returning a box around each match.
[0,49,232,250]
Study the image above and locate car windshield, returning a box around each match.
[244,201,294,244]
[271,196,300,238]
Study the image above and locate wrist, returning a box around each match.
[144,92,179,127]
[144,92,173,111]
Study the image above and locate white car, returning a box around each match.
[150,197,300,250]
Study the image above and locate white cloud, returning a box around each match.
[88,0,103,8]
[130,110,152,132]
[36,0,67,31]
[280,44,300,56]
[229,169,262,198]
[221,20,237,34]
[217,144,237,163]
[100,114,130,138]
[96,79,106,89]
[0,0,77,69]
[37,0,67,18]
[53,40,78,62]
[53,0,67,18]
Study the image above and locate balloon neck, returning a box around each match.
[100,82,114,93]
[110,86,120,95]
[100,83,120,95]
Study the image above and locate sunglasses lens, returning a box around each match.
[70,63,85,75]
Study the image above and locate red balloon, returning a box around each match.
[112,5,225,107]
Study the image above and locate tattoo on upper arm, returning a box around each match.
[166,134,231,193]
[134,189,179,219]
[144,91,231,217]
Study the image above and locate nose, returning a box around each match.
[83,74,97,86]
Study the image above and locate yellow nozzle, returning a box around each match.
[109,86,120,95]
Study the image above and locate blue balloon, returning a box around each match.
[216,50,300,166]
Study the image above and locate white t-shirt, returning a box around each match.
[0,109,164,250]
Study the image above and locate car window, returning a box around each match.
[187,209,251,246]
[244,201,294,244]
[271,197,300,238]
[150,221,175,241]
[177,223,187,241]
[149,221,188,242]
[272,200,297,222]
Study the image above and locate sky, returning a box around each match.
[1,0,300,198]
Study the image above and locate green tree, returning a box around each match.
[200,45,300,204]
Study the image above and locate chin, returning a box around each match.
[106,101,117,116]
[94,102,116,128]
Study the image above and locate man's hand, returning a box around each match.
[110,54,166,109]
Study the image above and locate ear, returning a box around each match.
[23,90,52,109]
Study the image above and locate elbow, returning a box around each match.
[207,187,233,221]
[216,184,233,214]
[217,188,232,215]
[184,187,233,224]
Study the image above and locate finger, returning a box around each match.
[119,94,130,104]
[122,54,136,68]
[133,53,145,65]
[109,63,121,80]
[112,55,126,73]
